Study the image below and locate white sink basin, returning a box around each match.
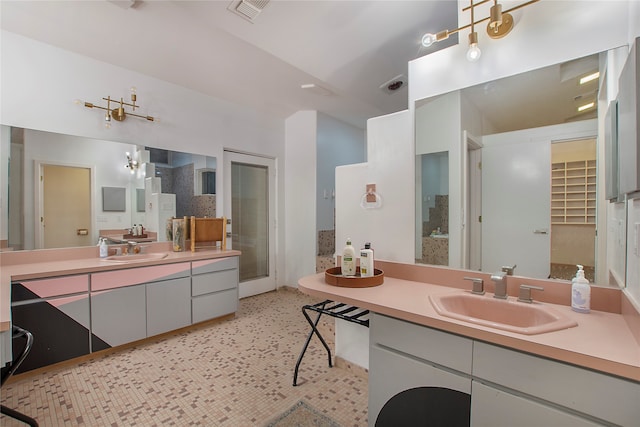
[429,291,578,335]
[102,253,169,263]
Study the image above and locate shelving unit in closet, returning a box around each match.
[551,160,596,224]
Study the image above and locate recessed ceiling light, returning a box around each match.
[579,72,599,85]
[578,102,595,112]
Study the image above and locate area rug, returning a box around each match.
[264,400,341,427]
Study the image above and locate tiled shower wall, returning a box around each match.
[157,163,215,218]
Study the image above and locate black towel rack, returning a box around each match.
[293,300,369,386]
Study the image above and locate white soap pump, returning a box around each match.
[571,264,590,313]
[99,238,108,258]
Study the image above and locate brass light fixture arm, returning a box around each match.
[444,0,540,37]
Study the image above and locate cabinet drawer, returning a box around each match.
[192,288,238,324]
[192,257,238,275]
[473,341,640,426]
[192,269,238,297]
[92,262,190,291]
[471,381,600,427]
[371,313,472,374]
[12,274,88,301]
[369,344,471,426]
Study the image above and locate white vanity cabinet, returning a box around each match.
[368,313,472,427]
[91,283,147,349]
[369,313,640,427]
[146,276,191,337]
[90,262,191,349]
[10,274,90,373]
[191,257,239,324]
[472,341,640,427]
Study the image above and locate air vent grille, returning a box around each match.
[228,0,270,22]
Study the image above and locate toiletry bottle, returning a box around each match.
[341,238,356,276]
[99,238,108,258]
[571,264,590,313]
[136,224,143,236]
[360,243,374,277]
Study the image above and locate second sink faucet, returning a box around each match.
[502,264,517,276]
[491,271,508,299]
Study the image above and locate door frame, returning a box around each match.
[223,149,277,298]
[35,160,96,249]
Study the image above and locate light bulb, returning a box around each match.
[421,33,437,47]
[466,43,481,61]
[466,32,481,62]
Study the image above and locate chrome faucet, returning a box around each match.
[518,284,544,303]
[126,241,138,254]
[501,264,517,276]
[491,271,508,299]
[464,277,485,295]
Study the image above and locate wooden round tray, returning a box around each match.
[324,267,384,288]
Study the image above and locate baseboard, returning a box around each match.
[335,355,368,380]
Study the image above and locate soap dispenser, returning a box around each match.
[341,238,356,276]
[571,264,590,313]
[99,238,108,258]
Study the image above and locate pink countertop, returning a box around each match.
[0,244,241,332]
[298,261,640,382]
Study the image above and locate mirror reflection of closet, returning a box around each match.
[550,138,596,281]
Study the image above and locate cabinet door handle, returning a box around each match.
[533,229,549,234]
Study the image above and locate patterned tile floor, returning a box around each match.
[1,288,368,426]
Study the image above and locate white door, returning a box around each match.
[223,151,276,298]
[481,135,550,278]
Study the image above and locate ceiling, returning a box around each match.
[0,0,458,129]
[0,1,599,132]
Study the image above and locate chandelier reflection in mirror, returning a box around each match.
[125,152,139,174]
[76,87,155,128]
[421,0,540,62]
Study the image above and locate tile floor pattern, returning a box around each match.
[1,289,368,426]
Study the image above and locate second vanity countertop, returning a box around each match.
[298,262,640,382]
[0,246,241,331]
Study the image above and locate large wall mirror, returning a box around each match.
[1,126,216,251]
[415,50,616,285]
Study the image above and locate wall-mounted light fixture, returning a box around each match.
[421,0,539,62]
[125,152,139,174]
[76,87,155,128]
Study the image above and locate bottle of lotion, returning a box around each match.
[571,264,590,313]
[360,242,374,277]
[341,238,356,276]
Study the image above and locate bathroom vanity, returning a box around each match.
[1,244,240,373]
[298,260,640,426]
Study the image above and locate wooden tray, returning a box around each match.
[324,267,384,288]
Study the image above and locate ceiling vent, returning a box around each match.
[228,0,270,22]
[379,74,407,95]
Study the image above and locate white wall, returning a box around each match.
[316,113,366,234]
[284,111,318,287]
[0,126,9,243]
[334,109,412,370]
